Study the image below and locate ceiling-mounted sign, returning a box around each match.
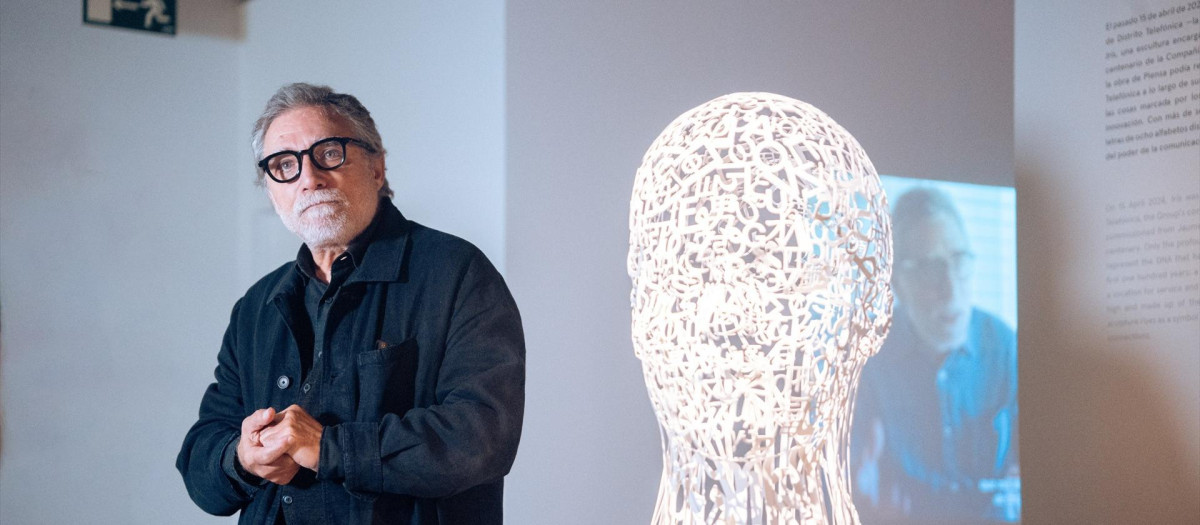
[83,0,175,36]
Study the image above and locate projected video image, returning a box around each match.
[852,176,1019,524]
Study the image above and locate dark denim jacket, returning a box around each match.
[177,201,525,524]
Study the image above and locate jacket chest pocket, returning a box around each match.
[354,337,419,420]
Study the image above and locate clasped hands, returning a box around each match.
[237,405,323,485]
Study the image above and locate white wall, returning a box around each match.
[1015,1,1200,523]
[0,1,505,523]
[504,1,1013,522]
[0,2,243,523]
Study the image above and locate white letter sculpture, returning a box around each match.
[628,93,892,524]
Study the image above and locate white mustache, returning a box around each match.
[293,190,347,215]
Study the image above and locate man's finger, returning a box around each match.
[241,407,276,435]
[258,423,289,447]
[254,435,293,464]
[280,404,307,417]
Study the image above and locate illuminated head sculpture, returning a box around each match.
[628,93,892,524]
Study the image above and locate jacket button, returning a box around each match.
[282,495,293,504]
[277,375,291,389]
[302,383,311,393]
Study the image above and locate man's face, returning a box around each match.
[893,212,973,354]
[262,106,384,249]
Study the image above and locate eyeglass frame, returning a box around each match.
[894,250,976,283]
[257,136,378,184]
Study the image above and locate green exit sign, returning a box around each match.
[83,0,175,36]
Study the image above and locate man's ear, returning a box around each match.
[373,157,386,188]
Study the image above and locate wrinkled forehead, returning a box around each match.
[263,106,356,154]
[895,211,970,260]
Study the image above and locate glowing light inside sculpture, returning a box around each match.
[628,93,893,524]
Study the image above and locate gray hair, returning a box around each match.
[251,82,392,198]
[890,186,966,254]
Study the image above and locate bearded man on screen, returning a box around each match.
[852,186,1019,523]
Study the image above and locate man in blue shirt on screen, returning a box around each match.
[852,187,1019,523]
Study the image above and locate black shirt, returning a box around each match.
[277,210,380,524]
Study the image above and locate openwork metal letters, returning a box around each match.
[628,93,893,524]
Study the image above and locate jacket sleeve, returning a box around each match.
[176,298,264,515]
[318,251,526,498]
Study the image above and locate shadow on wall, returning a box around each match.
[178,0,244,41]
[1025,333,1199,524]
[1019,168,1200,524]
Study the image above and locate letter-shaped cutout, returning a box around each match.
[628,92,893,524]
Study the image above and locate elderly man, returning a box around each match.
[177,83,524,524]
[851,186,1019,523]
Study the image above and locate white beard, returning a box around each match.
[275,189,355,248]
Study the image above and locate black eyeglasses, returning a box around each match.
[258,136,377,184]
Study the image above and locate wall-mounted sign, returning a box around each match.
[83,0,175,36]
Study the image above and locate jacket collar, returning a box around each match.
[347,198,411,284]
